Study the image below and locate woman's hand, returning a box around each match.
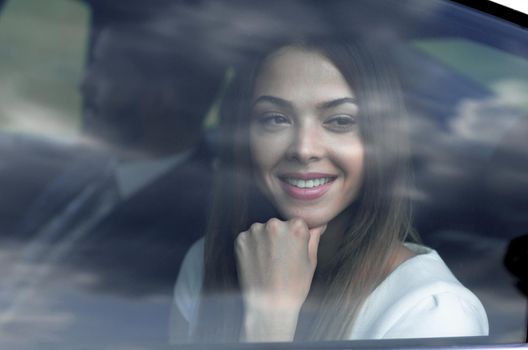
[235,218,325,342]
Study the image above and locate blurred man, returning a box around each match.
[20,8,225,297]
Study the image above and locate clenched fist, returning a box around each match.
[235,218,325,341]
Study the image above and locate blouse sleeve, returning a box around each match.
[382,291,489,339]
[169,238,204,342]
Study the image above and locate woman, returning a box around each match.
[170,39,488,342]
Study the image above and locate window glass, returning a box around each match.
[0,0,88,139]
[0,0,526,348]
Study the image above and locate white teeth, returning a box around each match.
[285,177,332,189]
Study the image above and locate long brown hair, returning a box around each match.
[193,37,415,342]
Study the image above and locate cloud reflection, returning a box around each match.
[0,244,76,349]
[148,1,329,67]
[0,0,527,346]
[449,80,525,148]
[0,80,79,142]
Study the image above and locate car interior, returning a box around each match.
[0,0,526,349]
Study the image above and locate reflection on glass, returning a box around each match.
[1,0,527,348]
[170,39,488,343]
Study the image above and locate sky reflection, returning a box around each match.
[0,0,527,348]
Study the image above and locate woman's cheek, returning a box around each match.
[251,132,288,172]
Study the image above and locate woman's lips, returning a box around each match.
[278,173,336,200]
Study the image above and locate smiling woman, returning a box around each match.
[250,47,364,230]
[170,38,489,343]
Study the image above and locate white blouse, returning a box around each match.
[170,239,488,341]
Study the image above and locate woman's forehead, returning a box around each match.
[259,46,333,77]
[253,46,354,102]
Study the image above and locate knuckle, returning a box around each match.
[235,231,247,245]
[290,217,304,226]
[289,218,308,237]
[266,218,282,232]
[290,217,307,230]
[249,222,263,232]
[235,232,249,256]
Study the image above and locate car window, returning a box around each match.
[0,0,526,349]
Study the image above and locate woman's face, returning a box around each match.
[250,47,364,229]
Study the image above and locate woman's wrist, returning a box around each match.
[242,306,301,342]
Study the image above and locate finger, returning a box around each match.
[308,225,325,265]
[249,222,264,233]
[288,218,310,239]
[235,231,249,257]
[309,225,327,237]
[266,218,285,235]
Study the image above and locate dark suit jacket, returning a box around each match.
[75,145,213,297]
[17,140,213,298]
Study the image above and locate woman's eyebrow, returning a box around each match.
[317,97,357,110]
[252,95,292,109]
[252,96,356,110]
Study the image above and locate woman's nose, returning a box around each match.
[286,124,324,163]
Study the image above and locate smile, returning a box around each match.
[283,177,333,189]
[278,174,337,200]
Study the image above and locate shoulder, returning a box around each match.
[350,244,489,339]
[172,238,205,323]
[180,237,205,276]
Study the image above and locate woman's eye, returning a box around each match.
[324,115,357,132]
[255,113,291,130]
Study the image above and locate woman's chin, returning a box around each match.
[277,205,332,231]
[284,214,328,231]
